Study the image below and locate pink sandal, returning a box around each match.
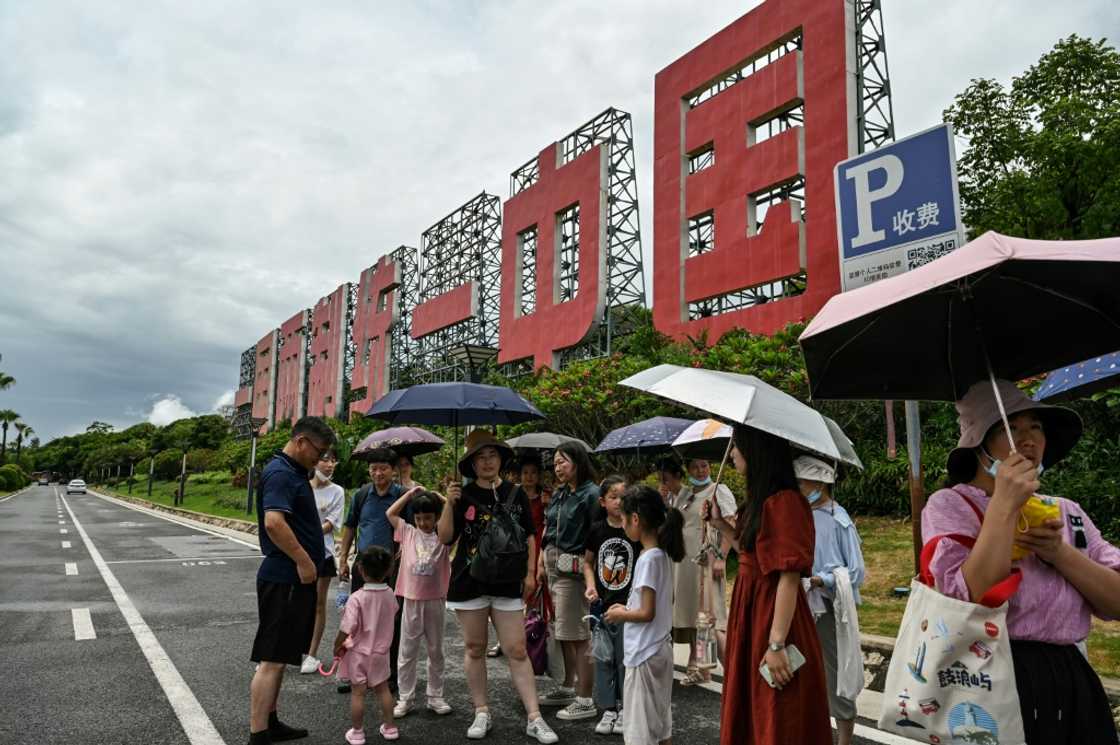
[379,723,400,741]
[345,728,366,745]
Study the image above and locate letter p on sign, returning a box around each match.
[845,154,903,249]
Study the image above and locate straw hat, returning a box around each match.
[458,430,515,480]
[946,379,1082,484]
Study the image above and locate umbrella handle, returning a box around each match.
[977,321,1017,455]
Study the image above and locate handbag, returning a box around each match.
[525,606,550,676]
[877,527,1025,744]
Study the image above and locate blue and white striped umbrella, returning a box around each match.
[1034,351,1120,402]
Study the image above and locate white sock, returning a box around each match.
[576,696,593,705]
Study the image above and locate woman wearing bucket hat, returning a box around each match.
[437,430,558,744]
[794,455,865,745]
[921,379,1120,743]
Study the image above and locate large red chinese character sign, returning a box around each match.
[653,0,854,341]
[275,310,309,424]
[306,284,350,419]
[251,329,278,431]
[500,108,644,370]
[349,255,402,418]
[411,193,502,382]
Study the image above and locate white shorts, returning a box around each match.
[446,595,524,613]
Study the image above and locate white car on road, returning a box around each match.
[66,480,87,495]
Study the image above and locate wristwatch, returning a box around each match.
[768,641,785,652]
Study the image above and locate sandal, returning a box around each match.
[680,666,705,686]
[379,723,400,741]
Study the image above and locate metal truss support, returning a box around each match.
[414,193,503,384]
[238,346,256,390]
[855,0,895,153]
[389,245,419,391]
[337,282,357,421]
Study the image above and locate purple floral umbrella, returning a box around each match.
[352,426,445,460]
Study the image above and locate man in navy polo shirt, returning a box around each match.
[247,416,336,745]
[338,447,410,693]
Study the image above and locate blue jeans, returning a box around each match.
[593,621,626,710]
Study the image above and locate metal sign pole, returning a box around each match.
[246,432,258,515]
[178,452,188,506]
[905,400,924,571]
[147,455,155,497]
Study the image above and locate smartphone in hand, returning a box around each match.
[758,644,807,688]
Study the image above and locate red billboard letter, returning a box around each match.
[306,284,350,419]
[498,142,605,369]
[251,329,279,431]
[653,0,854,341]
[275,310,309,424]
[349,256,401,418]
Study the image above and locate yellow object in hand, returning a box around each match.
[1011,496,1061,560]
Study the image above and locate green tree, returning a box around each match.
[944,35,1120,239]
[13,421,28,460]
[0,372,14,392]
[86,421,114,435]
[0,409,19,462]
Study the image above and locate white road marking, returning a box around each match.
[59,528,68,534]
[65,562,78,575]
[71,608,96,640]
[105,555,257,565]
[59,520,66,525]
[89,489,259,550]
[60,494,226,745]
[61,541,72,548]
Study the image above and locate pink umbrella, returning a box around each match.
[800,231,1120,440]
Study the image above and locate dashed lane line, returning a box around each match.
[65,562,78,576]
[61,541,72,549]
[71,608,96,640]
[60,494,226,745]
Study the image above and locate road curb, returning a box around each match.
[96,488,258,536]
[0,484,35,502]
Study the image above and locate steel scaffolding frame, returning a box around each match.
[414,193,502,383]
[855,0,896,152]
[238,346,256,390]
[518,228,537,316]
[389,245,419,391]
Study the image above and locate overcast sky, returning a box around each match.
[2,1,1116,442]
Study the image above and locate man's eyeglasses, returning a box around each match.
[301,436,331,460]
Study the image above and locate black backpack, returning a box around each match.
[466,485,529,585]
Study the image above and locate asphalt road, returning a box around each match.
[0,485,894,745]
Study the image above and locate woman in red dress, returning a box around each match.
[704,425,832,745]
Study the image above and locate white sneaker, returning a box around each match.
[393,699,413,718]
[467,711,492,740]
[612,711,624,735]
[299,655,320,674]
[595,710,618,734]
[526,717,558,744]
[557,697,597,721]
[427,697,452,715]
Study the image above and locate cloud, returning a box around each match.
[147,395,198,427]
[212,390,235,411]
[1,0,1116,441]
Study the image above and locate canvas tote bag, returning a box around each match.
[878,530,1025,745]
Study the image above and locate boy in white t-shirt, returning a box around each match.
[386,487,452,717]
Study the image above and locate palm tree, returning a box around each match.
[13,422,28,460]
[0,372,14,392]
[0,410,19,463]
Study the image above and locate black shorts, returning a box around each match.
[319,555,337,578]
[250,580,317,665]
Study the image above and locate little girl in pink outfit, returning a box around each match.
[335,546,400,742]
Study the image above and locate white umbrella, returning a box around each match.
[619,364,862,469]
[671,418,733,462]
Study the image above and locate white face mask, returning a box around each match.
[982,452,1044,479]
[805,489,823,505]
[314,469,332,482]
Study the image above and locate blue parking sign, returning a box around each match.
[833,123,965,291]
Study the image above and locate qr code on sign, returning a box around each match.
[907,238,958,270]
